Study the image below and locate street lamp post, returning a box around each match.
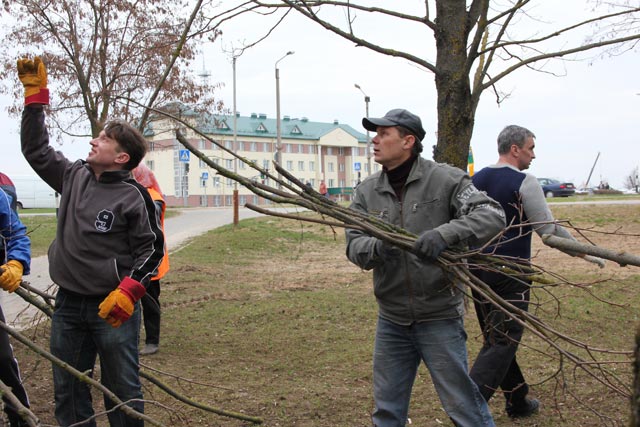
[354,83,371,176]
[232,55,239,225]
[275,51,294,187]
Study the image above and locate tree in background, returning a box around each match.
[0,0,223,138]
[241,0,640,170]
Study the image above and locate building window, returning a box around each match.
[225,159,233,169]
[374,164,380,172]
[309,161,315,172]
[199,159,207,169]
[327,147,333,155]
[238,141,244,151]
[264,142,271,153]
[328,179,335,187]
[213,177,220,187]
[286,144,292,153]
[309,145,316,154]
[338,147,344,155]
[298,161,305,171]
[250,142,257,152]
[339,163,345,172]
[146,160,155,170]
[298,144,304,153]
[328,162,334,172]
[262,159,270,171]
[239,160,246,170]
[339,179,345,187]
[199,139,206,149]
[226,178,233,187]
[225,140,233,149]
[286,160,293,171]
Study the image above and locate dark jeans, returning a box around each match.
[141,280,161,345]
[469,271,531,406]
[0,305,30,427]
[50,289,143,427]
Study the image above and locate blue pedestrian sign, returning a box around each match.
[179,149,190,162]
[354,162,361,171]
[201,172,209,180]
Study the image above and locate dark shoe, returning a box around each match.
[506,397,540,418]
[140,344,159,356]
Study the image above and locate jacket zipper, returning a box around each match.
[398,186,416,321]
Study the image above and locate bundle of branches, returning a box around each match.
[160,109,640,408]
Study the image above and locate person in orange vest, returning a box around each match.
[319,180,328,198]
[132,164,170,356]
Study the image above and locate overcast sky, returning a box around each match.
[2,1,638,189]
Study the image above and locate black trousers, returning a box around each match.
[469,271,531,406]
[141,280,161,345]
[0,305,30,426]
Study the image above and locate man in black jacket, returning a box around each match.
[18,57,164,427]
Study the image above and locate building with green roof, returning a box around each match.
[144,109,376,207]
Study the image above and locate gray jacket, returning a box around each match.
[345,157,505,325]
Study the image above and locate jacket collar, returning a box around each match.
[374,156,427,195]
[82,161,132,183]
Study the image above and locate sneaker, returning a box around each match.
[506,397,540,418]
[140,344,159,356]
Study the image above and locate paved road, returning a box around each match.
[1,206,281,329]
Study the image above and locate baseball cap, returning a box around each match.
[362,109,426,142]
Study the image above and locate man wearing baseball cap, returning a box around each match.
[345,108,504,426]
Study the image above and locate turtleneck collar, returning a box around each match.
[384,155,417,201]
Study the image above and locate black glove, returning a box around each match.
[413,230,448,261]
[375,239,402,260]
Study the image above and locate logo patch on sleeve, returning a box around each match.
[95,209,115,232]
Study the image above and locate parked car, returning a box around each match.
[537,178,575,198]
[12,175,57,209]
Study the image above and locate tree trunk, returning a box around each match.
[632,326,640,427]
[433,0,475,171]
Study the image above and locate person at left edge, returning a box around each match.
[0,187,31,427]
[18,56,165,427]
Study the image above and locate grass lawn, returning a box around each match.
[12,203,640,426]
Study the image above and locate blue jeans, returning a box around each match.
[372,316,495,427]
[50,289,144,427]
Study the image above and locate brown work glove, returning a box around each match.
[17,56,49,105]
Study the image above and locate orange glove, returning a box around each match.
[98,277,146,328]
[0,260,24,293]
[17,56,49,105]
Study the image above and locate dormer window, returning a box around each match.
[256,123,268,133]
[291,125,302,135]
